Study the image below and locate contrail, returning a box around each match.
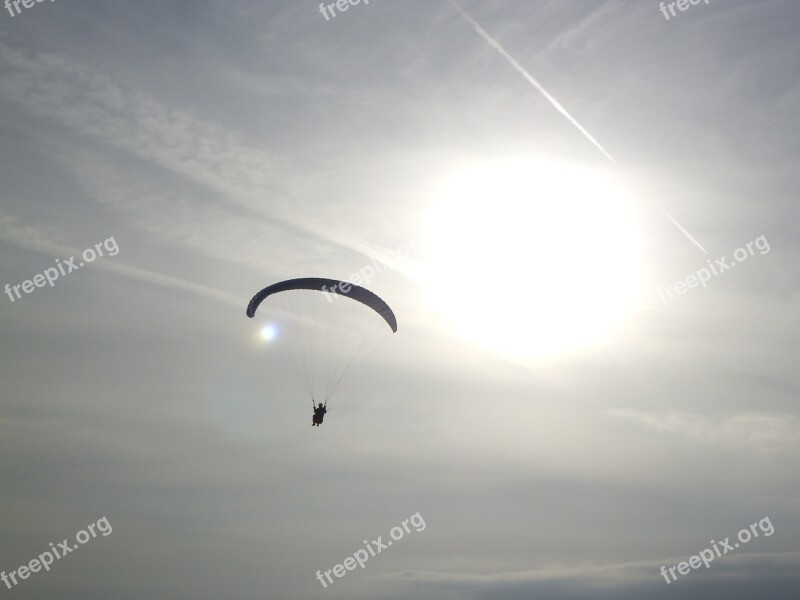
[447,0,614,163]
[655,205,708,254]
[447,0,708,254]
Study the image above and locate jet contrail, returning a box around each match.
[655,205,708,254]
[447,0,614,163]
[448,0,708,254]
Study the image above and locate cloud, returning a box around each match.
[607,408,800,453]
[0,41,417,274]
[364,552,800,600]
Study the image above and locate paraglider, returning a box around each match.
[312,402,327,427]
[247,277,397,426]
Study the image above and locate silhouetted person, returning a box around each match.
[312,403,327,427]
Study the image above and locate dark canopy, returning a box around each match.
[246,277,398,332]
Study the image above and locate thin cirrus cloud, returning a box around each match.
[0,41,414,281]
[347,551,800,600]
[607,408,800,454]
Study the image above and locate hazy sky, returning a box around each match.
[2,1,799,598]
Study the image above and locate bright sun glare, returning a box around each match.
[423,159,643,362]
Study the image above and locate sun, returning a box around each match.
[422,158,643,362]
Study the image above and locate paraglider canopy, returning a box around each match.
[247,277,397,404]
[246,277,397,332]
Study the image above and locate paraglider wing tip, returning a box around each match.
[246,290,267,318]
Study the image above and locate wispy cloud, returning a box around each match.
[0,42,414,274]
[608,408,800,453]
[368,552,800,599]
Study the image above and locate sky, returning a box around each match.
[1,0,799,598]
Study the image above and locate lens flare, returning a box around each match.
[259,323,278,341]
